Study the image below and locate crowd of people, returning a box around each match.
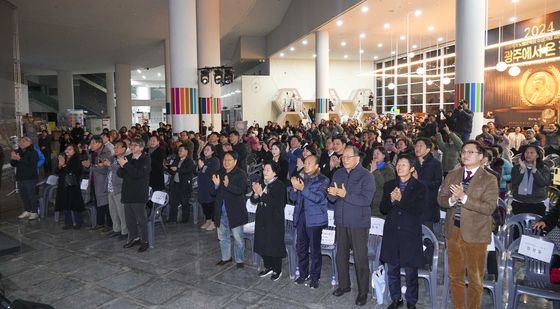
[6,100,560,308]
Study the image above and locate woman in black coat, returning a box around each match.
[380,154,429,309]
[166,145,195,223]
[250,161,286,280]
[147,136,165,191]
[55,144,85,229]
[197,144,221,230]
[269,142,289,185]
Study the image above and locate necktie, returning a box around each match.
[464,170,473,183]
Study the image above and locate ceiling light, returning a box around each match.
[361,6,369,13]
[509,16,517,22]
[344,54,349,59]
[313,54,317,58]
[302,40,308,45]
[442,77,451,85]
[289,47,295,51]
[408,52,416,58]
[142,75,146,79]
[508,65,521,76]
[373,56,379,60]
[412,44,418,49]
[214,68,223,84]
[223,68,234,85]
[360,49,365,54]
[428,25,435,32]
[200,70,209,84]
[377,43,383,48]
[400,35,406,41]
[437,37,444,42]
[495,61,508,72]
[416,67,426,75]
[336,20,343,26]
[384,23,390,29]
[341,41,347,47]
[136,69,142,74]
[387,82,395,90]
[512,0,520,3]
[157,73,161,77]
[391,51,396,55]
[539,46,549,54]
[280,52,285,57]
[426,79,433,85]
[360,33,366,39]
[414,10,422,16]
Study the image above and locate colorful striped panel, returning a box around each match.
[171,87,198,115]
[199,97,222,114]
[454,82,484,113]
[316,98,329,114]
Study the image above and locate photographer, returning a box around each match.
[451,100,474,142]
[10,137,39,220]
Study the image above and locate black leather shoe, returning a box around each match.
[123,239,141,248]
[216,258,232,266]
[406,303,416,309]
[236,263,244,269]
[388,298,403,309]
[137,241,149,252]
[355,294,367,306]
[332,287,351,297]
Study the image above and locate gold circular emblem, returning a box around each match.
[520,66,560,106]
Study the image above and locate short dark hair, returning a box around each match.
[114,141,127,149]
[91,135,102,144]
[229,130,240,137]
[414,137,433,149]
[223,151,239,161]
[373,146,390,162]
[462,140,485,154]
[304,154,319,165]
[304,144,317,156]
[344,145,360,156]
[333,135,347,145]
[396,153,416,168]
[289,135,301,143]
[264,160,281,176]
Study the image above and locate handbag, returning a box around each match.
[64,171,78,188]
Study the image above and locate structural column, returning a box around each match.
[57,70,74,114]
[169,0,199,133]
[164,38,172,125]
[106,72,116,129]
[315,30,330,124]
[197,0,221,134]
[455,0,485,138]
[115,64,132,129]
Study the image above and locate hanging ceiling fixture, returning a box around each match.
[495,18,508,72]
[387,82,395,90]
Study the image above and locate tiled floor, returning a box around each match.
[0,179,556,308]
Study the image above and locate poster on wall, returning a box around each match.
[484,11,560,127]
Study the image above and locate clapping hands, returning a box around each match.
[252,182,263,197]
[327,182,347,198]
[390,187,402,202]
[290,176,304,191]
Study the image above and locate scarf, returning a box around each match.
[517,168,534,196]
[376,161,386,170]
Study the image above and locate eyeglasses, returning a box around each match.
[341,155,359,160]
[461,150,479,155]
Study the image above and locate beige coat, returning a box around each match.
[437,167,498,244]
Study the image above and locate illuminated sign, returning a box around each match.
[503,19,560,64]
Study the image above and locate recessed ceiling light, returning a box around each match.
[142,75,146,79]
[512,0,520,3]
[289,47,295,51]
[437,37,444,42]
[360,33,366,39]
[157,73,161,77]
[412,44,418,49]
[400,35,406,41]
[373,56,379,60]
[428,25,435,31]
[280,52,285,57]
[360,49,365,54]
[509,16,517,22]
[391,51,396,55]
[377,43,383,48]
[414,10,422,16]
[302,40,308,45]
[136,69,142,74]
[361,6,369,13]
[384,23,390,29]
[313,54,317,58]
[336,20,343,26]
[341,41,347,47]
[344,54,349,59]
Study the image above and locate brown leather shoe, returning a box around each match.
[137,241,149,252]
[123,239,141,248]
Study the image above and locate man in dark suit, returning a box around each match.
[413,137,443,230]
[11,137,39,220]
[229,131,248,172]
[328,146,375,306]
[437,141,498,309]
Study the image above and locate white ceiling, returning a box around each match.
[12,0,291,75]
[273,0,560,61]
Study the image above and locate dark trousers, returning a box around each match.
[296,215,325,280]
[335,226,370,295]
[64,210,83,226]
[168,181,191,222]
[387,263,419,305]
[124,203,148,242]
[262,255,282,273]
[42,152,52,175]
[18,179,38,212]
[96,204,112,227]
[201,202,214,221]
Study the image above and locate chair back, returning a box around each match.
[434,210,447,243]
[148,186,153,199]
[149,191,169,221]
[46,175,59,186]
[321,210,336,248]
[507,237,560,282]
[284,204,296,242]
[422,225,439,274]
[246,199,257,222]
[504,213,544,247]
[368,217,384,261]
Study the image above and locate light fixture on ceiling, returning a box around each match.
[157,73,161,77]
[336,20,343,26]
[289,47,295,51]
[412,44,418,49]
[142,75,146,79]
[391,51,396,55]
[373,56,379,60]
[496,62,508,72]
[426,79,433,85]
[416,67,426,75]
[341,41,347,47]
[344,54,349,59]
[512,0,520,3]
[302,40,308,45]
[200,70,209,84]
[280,52,285,57]
[408,52,415,58]
[387,82,395,90]
[384,23,390,29]
[313,54,317,58]
[414,10,422,16]
[377,43,383,48]
[361,6,369,13]
[136,69,142,74]
[214,68,223,84]
[360,33,366,38]
[400,35,406,41]
[437,37,444,42]
[427,25,435,32]
[442,77,451,85]
[360,49,364,54]
[509,16,517,22]
[223,69,234,85]
[508,65,521,76]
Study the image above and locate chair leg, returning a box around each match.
[429,277,437,309]
[147,221,154,248]
[331,254,338,287]
[507,290,518,309]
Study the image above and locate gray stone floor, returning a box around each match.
[0,178,555,309]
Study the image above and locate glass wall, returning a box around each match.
[374,43,456,115]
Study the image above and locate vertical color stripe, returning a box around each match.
[454,82,484,113]
[170,87,199,115]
